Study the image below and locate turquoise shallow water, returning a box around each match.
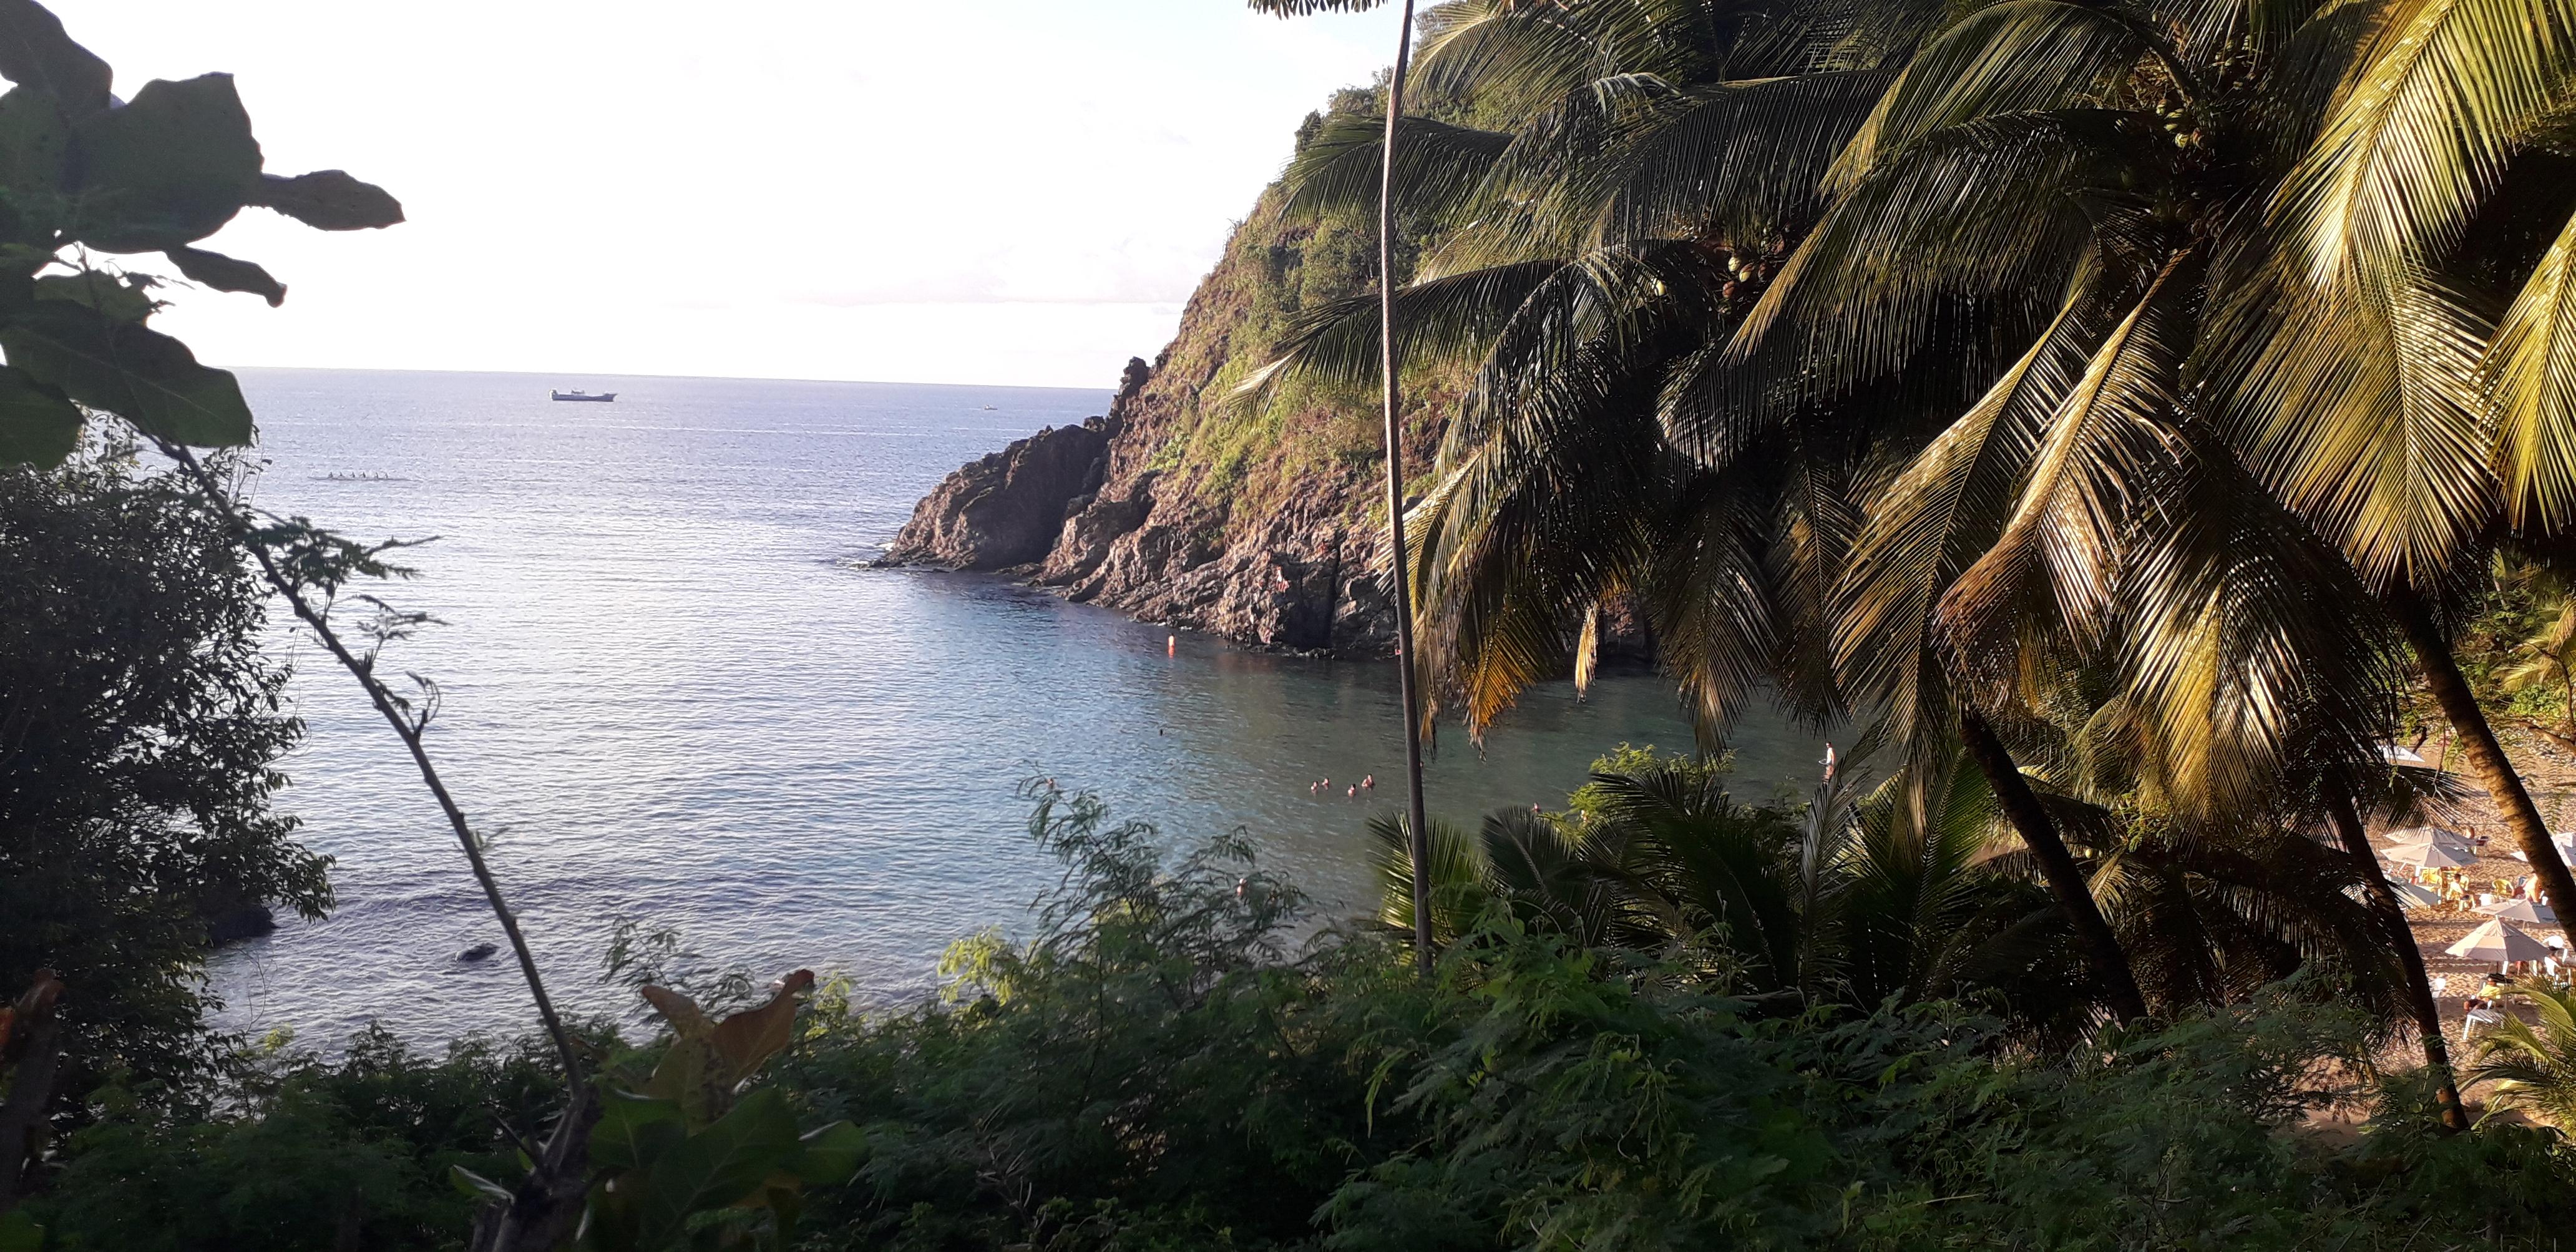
[204,368,1827,1043]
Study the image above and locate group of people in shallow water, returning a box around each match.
[1310,775,1375,798]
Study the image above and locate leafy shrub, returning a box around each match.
[32,1027,562,1251]
[24,787,2576,1251]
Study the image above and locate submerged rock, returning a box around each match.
[204,903,276,945]
[457,942,499,962]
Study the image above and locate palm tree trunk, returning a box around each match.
[1376,0,1435,979]
[1958,707,2150,1024]
[2325,785,2466,1132]
[2391,591,2576,951]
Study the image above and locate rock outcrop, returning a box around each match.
[887,339,1415,654]
[878,413,1111,572]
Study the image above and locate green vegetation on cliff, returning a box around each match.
[1127,83,1466,527]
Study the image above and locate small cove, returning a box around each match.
[207,368,1828,1043]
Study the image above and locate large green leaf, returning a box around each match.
[165,244,283,306]
[791,1120,865,1186]
[248,169,402,232]
[636,1086,803,1243]
[0,298,250,446]
[0,358,79,464]
[0,0,107,117]
[70,73,261,252]
[34,270,152,322]
[588,1088,686,1173]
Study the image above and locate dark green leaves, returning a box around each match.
[793,1120,864,1186]
[635,1087,801,1236]
[1247,0,1389,12]
[0,84,65,196]
[589,1088,686,1173]
[36,270,153,321]
[0,299,249,446]
[0,359,77,463]
[248,169,404,231]
[70,74,261,251]
[581,1084,862,1251]
[0,0,106,116]
[166,244,283,305]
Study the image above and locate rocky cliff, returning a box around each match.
[880,414,1112,572]
[879,94,1447,657]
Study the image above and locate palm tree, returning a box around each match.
[2466,982,2576,1130]
[2205,0,2576,946]
[1373,753,2409,1035]
[2500,592,2576,737]
[1249,0,1439,976]
[1251,0,2172,1021]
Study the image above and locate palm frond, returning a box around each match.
[2115,434,2406,825]
[1279,112,1516,225]
[1833,276,2115,767]
[1939,250,2199,687]
[2271,0,2576,285]
[1236,260,1567,410]
[1705,109,2129,438]
[1584,70,1893,248]
[1825,0,2148,194]
[1250,0,1393,12]
[2205,255,2496,588]
[2489,206,2576,533]
[1369,812,1485,944]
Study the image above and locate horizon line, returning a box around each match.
[222,363,1131,393]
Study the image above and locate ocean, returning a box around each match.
[205,368,1828,1044]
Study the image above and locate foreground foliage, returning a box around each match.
[24,790,2576,1251]
[0,447,326,1130]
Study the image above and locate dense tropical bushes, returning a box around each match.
[33,1028,558,1252]
[21,786,2576,1251]
[0,446,328,1138]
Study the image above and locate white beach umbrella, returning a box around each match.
[2386,840,2481,869]
[2446,919,2553,964]
[2385,826,2474,851]
[2481,897,2561,925]
[2391,881,2443,910]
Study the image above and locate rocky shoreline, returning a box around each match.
[876,356,1407,658]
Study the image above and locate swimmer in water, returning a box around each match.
[1362,774,1375,788]
[1347,785,1356,798]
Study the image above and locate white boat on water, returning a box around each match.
[552,389,617,402]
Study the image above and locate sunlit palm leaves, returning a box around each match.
[1251,0,2576,1019]
[2465,982,2576,1126]
[2490,213,2576,531]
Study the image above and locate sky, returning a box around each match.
[46,1,1406,388]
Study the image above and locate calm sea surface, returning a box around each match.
[205,368,1826,1044]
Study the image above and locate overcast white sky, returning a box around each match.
[47,1,1403,388]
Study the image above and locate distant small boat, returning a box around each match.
[552,389,617,402]
[980,405,996,411]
